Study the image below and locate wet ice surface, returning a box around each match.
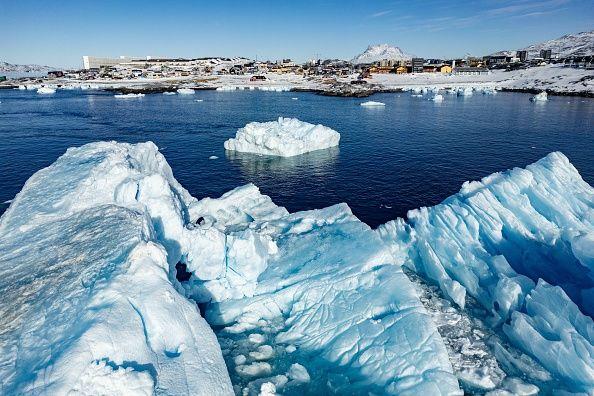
[404,268,556,395]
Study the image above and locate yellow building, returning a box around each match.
[396,66,408,74]
[440,65,453,74]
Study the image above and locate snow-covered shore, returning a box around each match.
[3,64,592,97]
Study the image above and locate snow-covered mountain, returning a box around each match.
[492,30,594,58]
[351,44,413,64]
[0,61,52,73]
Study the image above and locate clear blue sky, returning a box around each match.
[2,0,592,67]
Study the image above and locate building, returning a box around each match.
[411,58,424,73]
[453,67,489,75]
[82,56,134,69]
[540,49,552,60]
[516,50,528,62]
[47,70,64,78]
[440,65,452,74]
[396,66,408,74]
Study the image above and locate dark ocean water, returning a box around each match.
[0,89,592,227]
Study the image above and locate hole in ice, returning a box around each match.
[175,262,192,282]
[493,301,500,312]
[195,216,205,226]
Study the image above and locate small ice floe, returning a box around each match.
[360,101,385,107]
[458,87,473,96]
[163,91,176,95]
[114,93,145,99]
[17,85,26,90]
[431,94,444,102]
[411,94,423,98]
[291,97,298,100]
[235,362,272,378]
[287,363,310,384]
[224,117,340,157]
[2,199,13,205]
[217,85,237,91]
[209,155,218,160]
[530,91,548,102]
[37,87,56,94]
[177,88,195,95]
[195,99,204,102]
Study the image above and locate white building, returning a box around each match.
[82,56,135,69]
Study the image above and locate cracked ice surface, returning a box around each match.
[377,152,594,393]
[183,187,460,394]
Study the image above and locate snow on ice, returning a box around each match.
[224,117,340,157]
[0,142,233,395]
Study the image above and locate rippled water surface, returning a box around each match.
[1,89,592,227]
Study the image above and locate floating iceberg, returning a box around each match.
[224,117,340,157]
[177,88,195,95]
[431,94,444,102]
[114,93,145,99]
[377,152,594,393]
[37,87,56,94]
[530,91,548,102]
[163,91,177,95]
[360,101,386,107]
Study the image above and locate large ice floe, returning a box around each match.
[224,117,340,157]
[1,141,593,395]
[0,142,233,395]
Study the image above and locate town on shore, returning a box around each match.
[1,31,593,97]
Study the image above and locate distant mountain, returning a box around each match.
[492,30,594,58]
[0,61,52,73]
[352,44,413,64]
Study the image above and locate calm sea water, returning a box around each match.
[0,89,593,227]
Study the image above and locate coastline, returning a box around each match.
[1,64,592,98]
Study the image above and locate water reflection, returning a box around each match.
[226,147,339,181]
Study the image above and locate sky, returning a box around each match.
[2,0,592,67]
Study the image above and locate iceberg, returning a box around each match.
[0,142,233,395]
[431,94,444,102]
[224,117,340,157]
[530,91,548,102]
[37,86,56,94]
[377,152,594,392]
[114,93,145,99]
[177,88,195,95]
[360,101,386,106]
